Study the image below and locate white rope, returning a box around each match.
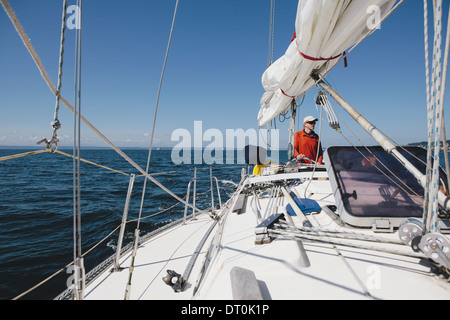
[423,0,444,233]
[270,230,425,259]
[440,4,450,197]
[0,0,58,95]
[429,0,443,233]
[0,0,208,218]
[49,0,68,150]
[54,0,68,121]
[317,90,340,131]
[274,222,403,245]
[422,0,432,232]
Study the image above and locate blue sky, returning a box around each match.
[1,0,449,149]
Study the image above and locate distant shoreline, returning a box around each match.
[2,141,450,151]
[0,146,289,151]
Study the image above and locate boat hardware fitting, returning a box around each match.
[419,233,450,269]
[255,213,284,244]
[371,219,393,233]
[162,270,185,292]
[36,136,59,153]
[398,218,424,247]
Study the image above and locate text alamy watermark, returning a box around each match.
[170,121,279,165]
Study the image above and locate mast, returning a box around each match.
[317,80,450,213]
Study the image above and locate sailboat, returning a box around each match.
[2,0,449,301]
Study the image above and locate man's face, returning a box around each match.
[304,121,316,131]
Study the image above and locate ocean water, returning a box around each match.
[1,147,446,300]
[0,148,287,300]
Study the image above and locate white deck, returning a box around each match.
[84,213,218,300]
[82,171,450,300]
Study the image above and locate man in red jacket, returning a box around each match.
[293,116,323,164]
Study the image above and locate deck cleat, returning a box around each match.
[162,270,185,292]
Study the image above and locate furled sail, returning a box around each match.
[258,0,397,128]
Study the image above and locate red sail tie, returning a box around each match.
[297,49,342,62]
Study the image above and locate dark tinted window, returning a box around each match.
[326,146,442,218]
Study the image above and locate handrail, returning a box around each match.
[114,174,135,271]
[209,167,222,213]
[212,176,222,208]
[183,179,195,224]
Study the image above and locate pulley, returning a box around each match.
[398,218,423,247]
[315,90,326,105]
[314,89,340,131]
[419,233,450,269]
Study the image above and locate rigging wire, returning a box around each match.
[0,0,210,221]
[302,102,323,198]
[267,0,276,66]
[125,0,180,300]
[72,0,84,300]
[137,0,179,230]
[319,86,423,200]
[11,164,231,300]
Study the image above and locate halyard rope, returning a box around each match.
[42,0,68,152]
[52,0,68,131]
[423,0,447,234]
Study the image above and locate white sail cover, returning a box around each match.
[258,0,397,127]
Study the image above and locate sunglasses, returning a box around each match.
[306,121,316,124]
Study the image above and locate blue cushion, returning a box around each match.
[286,197,321,216]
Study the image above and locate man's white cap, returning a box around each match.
[303,116,318,123]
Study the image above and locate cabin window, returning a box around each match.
[325,146,445,228]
